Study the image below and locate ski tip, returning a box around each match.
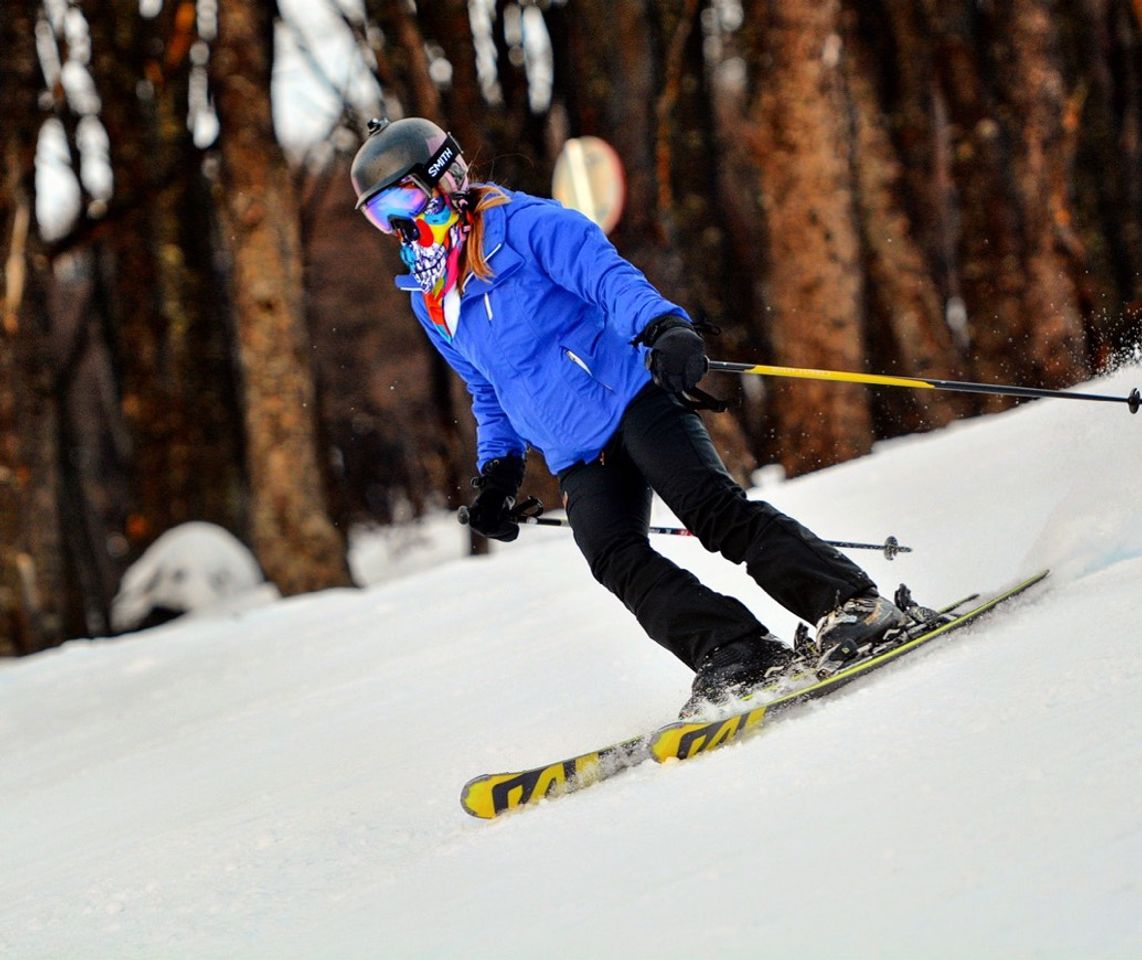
[460,775,502,819]
[461,770,552,819]
[459,755,605,819]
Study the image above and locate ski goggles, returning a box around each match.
[359,180,432,235]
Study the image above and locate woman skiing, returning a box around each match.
[351,117,907,716]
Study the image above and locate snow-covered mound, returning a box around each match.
[2,367,1140,959]
[111,522,278,632]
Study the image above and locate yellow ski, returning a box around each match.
[650,569,1049,763]
[460,570,1048,818]
[461,735,648,819]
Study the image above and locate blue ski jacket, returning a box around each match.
[395,187,690,474]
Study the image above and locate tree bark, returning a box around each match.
[843,12,966,436]
[1004,0,1088,386]
[743,0,875,476]
[930,0,1088,407]
[213,0,352,594]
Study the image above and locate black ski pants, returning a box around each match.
[558,383,874,671]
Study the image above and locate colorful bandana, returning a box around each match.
[399,194,470,340]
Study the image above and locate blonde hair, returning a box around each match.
[461,184,511,283]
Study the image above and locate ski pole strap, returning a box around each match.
[708,360,1142,414]
[680,384,728,413]
[509,496,545,521]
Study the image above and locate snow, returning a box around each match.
[110,522,279,632]
[3,367,1142,959]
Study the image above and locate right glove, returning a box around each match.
[639,315,708,395]
[464,455,526,542]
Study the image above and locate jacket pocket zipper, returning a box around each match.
[564,349,614,392]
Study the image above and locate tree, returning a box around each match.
[740,0,875,475]
[212,0,352,594]
[928,0,1088,405]
[842,6,965,436]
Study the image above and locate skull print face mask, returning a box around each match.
[397,193,469,297]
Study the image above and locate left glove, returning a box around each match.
[639,315,708,395]
[464,454,526,542]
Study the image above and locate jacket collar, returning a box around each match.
[461,200,521,295]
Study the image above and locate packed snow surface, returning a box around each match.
[3,367,1141,959]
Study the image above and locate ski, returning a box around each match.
[649,569,1049,763]
[460,570,1047,819]
[461,733,650,819]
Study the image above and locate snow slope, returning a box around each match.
[2,367,1141,959]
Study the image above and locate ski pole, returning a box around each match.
[708,359,1142,414]
[518,515,910,560]
[459,503,911,560]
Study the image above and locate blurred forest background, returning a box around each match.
[2,0,1141,655]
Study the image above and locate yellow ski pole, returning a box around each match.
[707,360,1141,414]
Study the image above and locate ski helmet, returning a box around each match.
[351,117,469,211]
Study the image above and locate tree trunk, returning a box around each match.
[1004,0,1088,385]
[213,0,352,594]
[930,0,1088,407]
[843,11,966,436]
[650,0,757,479]
[0,0,66,654]
[548,0,663,259]
[743,0,874,476]
[1061,0,1142,363]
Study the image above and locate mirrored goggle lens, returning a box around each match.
[361,183,431,234]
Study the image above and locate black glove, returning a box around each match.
[639,315,708,395]
[464,455,526,542]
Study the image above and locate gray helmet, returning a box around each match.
[351,117,469,209]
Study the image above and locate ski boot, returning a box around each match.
[814,590,910,666]
[679,633,797,719]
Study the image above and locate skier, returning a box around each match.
[351,117,907,716]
